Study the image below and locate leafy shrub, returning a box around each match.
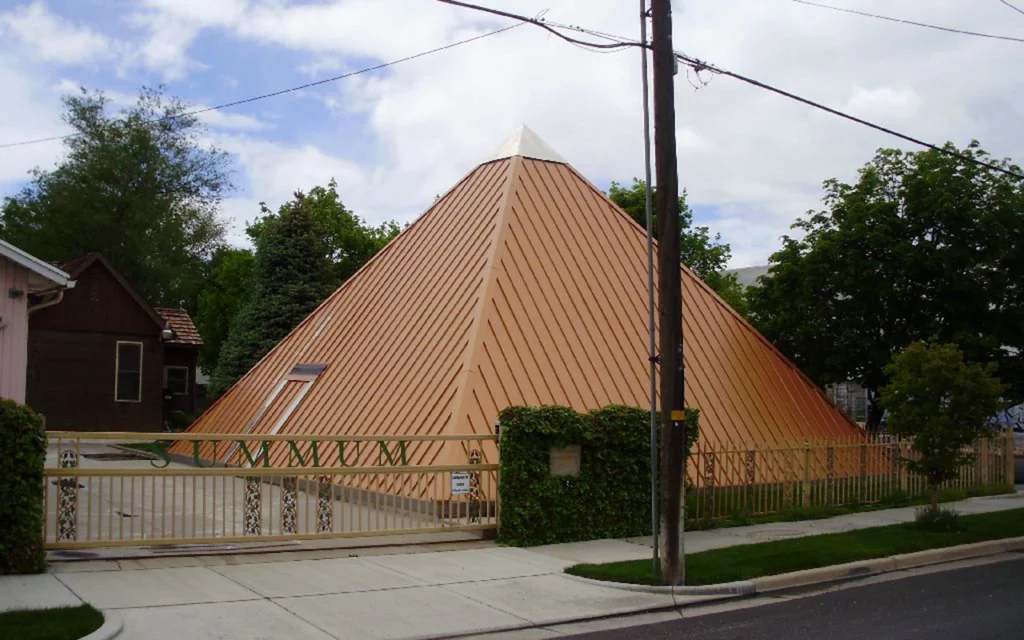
[880,341,1004,508]
[0,400,47,574]
[497,404,698,547]
[914,506,962,532]
[165,410,195,432]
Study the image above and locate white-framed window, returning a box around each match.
[115,341,143,402]
[163,366,189,396]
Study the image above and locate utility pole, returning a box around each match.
[638,0,659,577]
[651,0,685,586]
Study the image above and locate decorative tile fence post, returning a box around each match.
[891,442,901,494]
[826,446,836,506]
[469,449,481,523]
[703,451,716,518]
[281,477,298,535]
[317,475,333,534]
[859,444,868,503]
[244,477,261,535]
[744,450,756,513]
[801,443,812,508]
[58,450,78,542]
[1007,434,1016,486]
[783,449,795,508]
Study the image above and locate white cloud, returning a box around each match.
[847,86,921,116]
[0,56,67,186]
[5,0,1024,269]
[197,110,270,132]
[0,1,115,65]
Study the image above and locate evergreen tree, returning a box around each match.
[209,192,333,395]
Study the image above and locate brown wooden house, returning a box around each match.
[27,253,203,432]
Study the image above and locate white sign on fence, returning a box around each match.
[451,471,471,495]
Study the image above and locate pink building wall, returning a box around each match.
[0,257,30,403]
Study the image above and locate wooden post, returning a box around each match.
[651,0,685,587]
[1006,433,1015,486]
[978,439,989,487]
[801,443,811,508]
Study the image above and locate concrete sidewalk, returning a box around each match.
[3,490,1021,640]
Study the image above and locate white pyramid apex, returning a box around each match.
[486,124,566,163]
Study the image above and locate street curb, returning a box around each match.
[563,571,756,596]
[80,612,122,640]
[558,536,1024,597]
[434,592,745,640]
[751,536,1024,593]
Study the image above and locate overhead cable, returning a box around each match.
[672,52,1024,180]
[0,23,523,151]
[500,16,1024,179]
[792,0,1024,43]
[433,0,641,51]
[999,0,1024,17]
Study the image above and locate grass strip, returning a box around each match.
[685,484,1015,531]
[0,604,104,640]
[566,507,1024,586]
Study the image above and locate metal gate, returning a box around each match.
[44,431,498,549]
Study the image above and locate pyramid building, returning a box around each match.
[181,126,859,469]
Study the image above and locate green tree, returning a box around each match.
[209,193,334,395]
[880,341,1004,509]
[246,179,400,287]
[607,178,746,313]
[194,247,255,372]
[748,142,1024,430]
[0,86,230,308]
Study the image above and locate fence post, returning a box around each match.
[745,450,756,513]
[801,442,811,508]
[978,439,989,486]
[898,442,908,494]
[859,443,868,504]
[1007,434,1016,486]
[58,450,79,542]
[469,449,481,523]
[783,449,795,508]
[281,477,298,535]
[316,475,333,533]
[703,449,717,519]
[244,477,261,535]
[826,445,836,506]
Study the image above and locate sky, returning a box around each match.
[0,0,1021,267]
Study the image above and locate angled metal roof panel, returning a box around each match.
[179,135,859,465]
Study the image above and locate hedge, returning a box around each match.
[0,399,46,574]
[497,404,698,547]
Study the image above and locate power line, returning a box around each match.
[672,52,1024,180]
[792,0,1024,43]
[0,23,523,151]
[433,0,641,51]
[508,17,1024,179]
[999,0,1024,17]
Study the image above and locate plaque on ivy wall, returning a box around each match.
[550,445,581,477]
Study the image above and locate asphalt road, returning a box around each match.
[568,557,1024,640]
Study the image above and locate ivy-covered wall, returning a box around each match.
[497,404,698,547]
[0,399,47,574]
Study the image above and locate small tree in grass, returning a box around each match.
[880,341,1004,510]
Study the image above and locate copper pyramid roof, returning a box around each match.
[182,130,859,466]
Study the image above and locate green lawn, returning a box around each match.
[685,483,1015,531]
[0,605,103,640]
[118,441,169,456]
[566,507,1024,586]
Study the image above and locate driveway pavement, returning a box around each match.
[3,488,1021,639]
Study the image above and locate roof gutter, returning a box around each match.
[0,239,73,287]
[28,287,68,314]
